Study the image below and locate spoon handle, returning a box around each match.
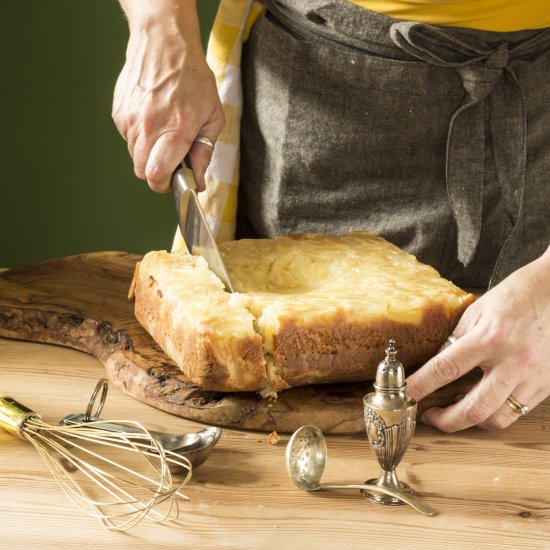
[321,484,436,516]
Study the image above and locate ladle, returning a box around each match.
[285,425,435,516]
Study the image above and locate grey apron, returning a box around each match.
[239,0,550,287]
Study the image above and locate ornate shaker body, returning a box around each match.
[362,339,417,505]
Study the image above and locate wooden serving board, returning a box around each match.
[0,252,472,433]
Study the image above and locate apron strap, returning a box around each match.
[389,22,536,270]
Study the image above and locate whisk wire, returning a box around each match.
[22,432,132,527]
[28,418,186,498]
[44,419,193,489]
[16,413,191,530]
[27,418,183,490]
[29,430,182,530]
[28,419,191,504]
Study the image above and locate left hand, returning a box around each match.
[406,246,550,432]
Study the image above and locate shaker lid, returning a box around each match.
[374,340,406,391]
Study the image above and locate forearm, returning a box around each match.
[118,0,204,55]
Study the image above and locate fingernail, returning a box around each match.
[196,178,206,192]
[407,390,420,402]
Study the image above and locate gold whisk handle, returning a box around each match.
[0,396,41,438]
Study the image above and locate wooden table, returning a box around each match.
[1,337,549,549]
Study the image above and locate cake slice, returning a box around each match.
[130,232,474,395]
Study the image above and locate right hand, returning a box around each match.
[112,28,225,193]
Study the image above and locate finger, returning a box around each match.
[478,385,542,430]
[439,306,481,354]
[188,105,225,192]
[454,393,466,403]
[406,330,488,402]
[126,126,138,160]
[111,100,128,142]
[145,131,194,193]
[188,138,215,192]
[132,133,155,181]
[420,366,517,432]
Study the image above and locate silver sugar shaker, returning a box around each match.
[362,339,417,505]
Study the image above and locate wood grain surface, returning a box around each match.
[1,337,549,549]
[0,253,471,433]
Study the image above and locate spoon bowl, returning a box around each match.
[172,426,222,468]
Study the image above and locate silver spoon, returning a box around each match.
[60,413,202,451]
[60,414,222,468]
[285,425,436,516]
[172,426,222,468]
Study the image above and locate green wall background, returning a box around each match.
[1,1,220,268]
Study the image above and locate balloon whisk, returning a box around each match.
[0,394,191,530]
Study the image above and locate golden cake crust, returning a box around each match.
[271,303,468,391]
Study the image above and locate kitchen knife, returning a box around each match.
[172,159,234,292]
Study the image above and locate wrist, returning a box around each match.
[121,1,203,54]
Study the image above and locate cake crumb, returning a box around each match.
[267,431,280,445]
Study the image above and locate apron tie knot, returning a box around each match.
[457,42,508,101]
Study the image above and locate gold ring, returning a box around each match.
[505,395,529,415]
[194,136,215,149]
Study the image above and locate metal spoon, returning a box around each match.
[60,379,222,467]
[285,425,435,516]
[60,413,202,451]
[173,426,222,468]
[60,414,222,468]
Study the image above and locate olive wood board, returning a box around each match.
[0,252,473,433]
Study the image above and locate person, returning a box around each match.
[112,0,550,432]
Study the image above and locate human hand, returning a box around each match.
[112,24,224,193]
[407,247,550,432]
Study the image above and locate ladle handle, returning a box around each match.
[322,483,436,516]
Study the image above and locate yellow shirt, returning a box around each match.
[350,1,550,31]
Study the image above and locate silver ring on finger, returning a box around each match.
[446,334,458,345]
[194,136,216,149]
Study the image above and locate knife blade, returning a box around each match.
[172,160,234,292]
